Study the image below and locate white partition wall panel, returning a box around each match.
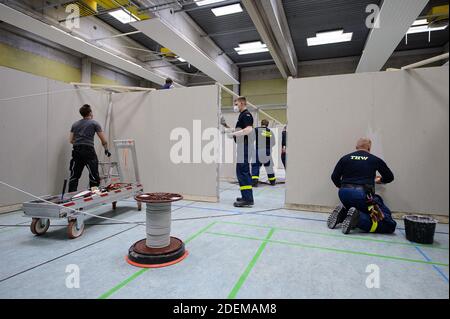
[47,80,110,195]
[0,67,49,205]
[0,67,108,206]
[286,67,449,216]
[219,112,238,181]
[112,86,220,201]
[0,67,219,206]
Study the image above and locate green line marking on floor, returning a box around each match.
[205,231,449,267]
[227,228,275,299]
[219,220,449,251]
[98,268,147,300]
[98,221,217,299]
[184,222,217,244]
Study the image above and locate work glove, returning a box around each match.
[105,149,112,157]
[220,116,228,127]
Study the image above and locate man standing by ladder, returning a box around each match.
[68,104,111,192]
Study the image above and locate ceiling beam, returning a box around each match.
[242,0,298,78]
[0,3,173,86]
[132,6,239,85]
[356,0,429,73]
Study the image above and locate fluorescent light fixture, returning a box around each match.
[234,41,269,55]
[177,57,187,62]
[235,48,269,55]
[407,23,448,34]
[212,4,243,16]
[307,29,353,46]
[412,19,428,26]
[195,0,226,6]
[108,8,139,24]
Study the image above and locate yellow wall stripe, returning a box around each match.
[0,43,81,83]
[0,42,120,86]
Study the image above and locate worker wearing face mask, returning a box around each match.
[221,97,254,207]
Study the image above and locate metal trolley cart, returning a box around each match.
[23,140,143,239]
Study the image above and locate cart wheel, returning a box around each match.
[30,218,50,236]
[112,201,117,210]
[67,220,85,239]
[137,202,142,211]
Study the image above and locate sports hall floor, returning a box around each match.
[0,181,448,299]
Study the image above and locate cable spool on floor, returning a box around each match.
[126,193,188,268]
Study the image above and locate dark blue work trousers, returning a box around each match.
[251,149,275,182]
[236,144,254,202]
[338,188,397,234]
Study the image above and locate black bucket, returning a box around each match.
[403,215,438,245]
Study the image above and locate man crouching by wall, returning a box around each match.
[328,138,397,235]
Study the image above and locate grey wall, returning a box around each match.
[0,66,108,206]
[111,86,220,201]
[286,66,449,216]
[239,48,447,81]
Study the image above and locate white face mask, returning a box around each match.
[233,105,239,113]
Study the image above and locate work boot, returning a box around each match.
[327,204,347,229]
[270,180,276,186]
[341,207,360,235]
[234,200,254,207]
[252,180,259,188]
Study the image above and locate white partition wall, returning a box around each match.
[286,66,449,216]
[219,112,239,181]
[0,67,49,206]
[111,85,220,202]
[0,67,108,206]
[0,67,220,207]
[46,80,110,196]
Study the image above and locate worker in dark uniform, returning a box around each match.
[281,125,287,169]
[68,104,111,192]
[227,97,254,207]
[328,137,397,235]
[251,119,276,186]
[162,78,174,89]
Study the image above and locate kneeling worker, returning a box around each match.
[227,97,254,208]
[252,119,276,187]
[329,138,397,234]
[68,104,111,192]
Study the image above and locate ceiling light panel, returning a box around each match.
[108,9,139,24]
[307,30,353,46]
[234,41,269,55]
[211,4,243,16]
[407,24,448,34]
[195,0,226,6]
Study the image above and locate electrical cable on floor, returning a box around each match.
[0,224,140,284]
[0,180,284,227]
[0,180,146,226]
[0,209,283,227]
[0,181,285,228]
